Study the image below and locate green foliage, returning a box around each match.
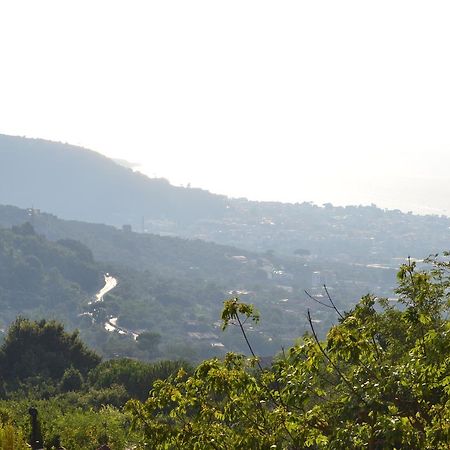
[56,239,94,263]
[0,224,101,334]
[0,318,100,387]
[0,399,140,450]
[128,254,450,449]
[2,250,450,448]
[59,368,83,393]
[48,406,135,450]
[136,331,161,358]
[221,297,260,331]
[89,358,192,402]
[0,218,282,360]
[0,423,27,450]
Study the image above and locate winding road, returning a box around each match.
[92,274,139,340]
[89,274,117,305]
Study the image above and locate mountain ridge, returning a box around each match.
[0,133,227,226]
[2,133,450,266]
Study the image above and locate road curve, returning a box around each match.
[89,274,117,305]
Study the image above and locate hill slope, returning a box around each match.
[0,207,321,359]
[0,221,257,360]
[0,134,226,226]
[0,222,101,327]
[2,134,450,267]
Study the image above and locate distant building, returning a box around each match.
[231,255,248,263]
[122,224,132,233]
[211,342,225,348]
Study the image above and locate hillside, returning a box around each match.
[3,134,450,358]
[1,134,450,268]
[0,222,241,360]
[0,134,226,226]
[0,219,271,359]
[0,204,273,286]
[0,223,101,328]
[0,210,320,355]
[0,204,400,357]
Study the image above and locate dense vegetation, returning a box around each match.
[4,134,450,359]
[127,255,450,449]
[0,205,400,359]
[0,220,304,359]
[1,255,450,448]
[4,134,450,447]
[0,222,101,329]
[0,317,100,390]
[0,318,190,449]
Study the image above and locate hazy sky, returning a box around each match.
[1,1,450,214]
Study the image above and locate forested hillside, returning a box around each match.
[0,205,400,359]
[0,223,264,360]
[0,223,101,328]
[0,214,312,359]
[0,204,260,285]
[1,134,450,269]
[2,136,450,448]
[0,256,450,448]
[0,134,226,226]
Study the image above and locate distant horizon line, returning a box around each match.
[2,131,449,219]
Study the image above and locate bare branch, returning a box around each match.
[304,290,334,309]
[323,284,344,320]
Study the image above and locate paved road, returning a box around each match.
[93,274,139,340]
[89,274,117,305]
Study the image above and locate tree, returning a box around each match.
[0,318,100,386]
[60,367,83,392]
[127,254,450,449]
[89,358,191,402]
[136,331,161,358]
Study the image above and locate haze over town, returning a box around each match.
[1,1,449,214]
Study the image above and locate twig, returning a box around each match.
[304,290,334,309]
[323,285,344,319]
[236,314,264,373]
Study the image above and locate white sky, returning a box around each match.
[1,1,450,214]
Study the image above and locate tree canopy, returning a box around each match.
[128,254,450,449]
[0,317,100,386]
